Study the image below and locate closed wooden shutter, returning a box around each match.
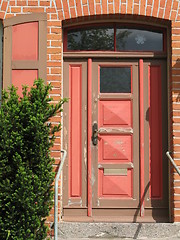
[3,13,47,96]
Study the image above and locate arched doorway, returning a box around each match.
[62,23,169,222]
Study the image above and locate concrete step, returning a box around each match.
[58,222,180,239]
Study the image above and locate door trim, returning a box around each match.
[88,58,92,217]
[63,52,167,59]
[139,59,145,217]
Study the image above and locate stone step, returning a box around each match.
[58,222,180,239]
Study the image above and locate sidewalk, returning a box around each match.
[58,222,180,239]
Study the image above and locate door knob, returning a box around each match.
[92,121,98,146]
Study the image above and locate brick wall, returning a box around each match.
[1,0,180,228]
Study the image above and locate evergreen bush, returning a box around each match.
[0,79,67,240]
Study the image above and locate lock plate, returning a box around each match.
[92,121,98,145]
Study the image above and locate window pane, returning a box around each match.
[116,28,163,51]
[100,67,131,93]
[67,27,114,51]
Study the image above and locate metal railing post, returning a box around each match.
[54,149,67,240]
[166,151,180,176]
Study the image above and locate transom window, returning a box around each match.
[64,24,165,52]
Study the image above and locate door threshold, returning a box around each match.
[62,216,169,223]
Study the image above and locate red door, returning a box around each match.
[63,58,168,221]
[91,60,140,216]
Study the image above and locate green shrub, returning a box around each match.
[0,79,67,240]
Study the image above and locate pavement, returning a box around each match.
[58,222,180,239]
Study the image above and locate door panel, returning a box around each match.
[99,100,132,127]
[91,60,139,209]
[144,60,168,210]
[63,60,87,213]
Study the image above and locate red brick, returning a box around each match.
[121,4,127,14]
[96,4,101,15]
[173,1,179,10]
[47,34,61,40]
[47,80,61,87]
[58,10,64,20]
[50,145,61,151]
[9,1,16,6]
[5,13,15,18]
[102,0,107,14]
[158,8,164,19]
[83,5,89,15]
[82,0,87,4]
[171,11,177,21]
[47,61,62,67]
[0,12,5,19]
[108,4,114,14]
[51,67,61,74]
[47,48,61,54]
[40,1,50,6]
[164,0,172,19]
[51,54,62,61]
[89,0,95,15]
[28,1,38,6]
[23,7,44,12]
[11,7,22,13]
[133,5,139,15]
[62,0,70,19]
[140,0,146,16]
[70,7,77,18]
[160,0,166,8]
[146,6,152,16]
[147,0,153,5]
[17,1,27,6]
[114,0,119,14]
[47,21,62,27]
[1,1,7,11]
[46,7,56,13]
[49,13,58,19]
[152,0,159,17]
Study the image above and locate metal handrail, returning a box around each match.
[54,149,67,240]
[166,151,180,176]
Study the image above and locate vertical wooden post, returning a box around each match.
[88,58,92,217]
[139,59,145,217]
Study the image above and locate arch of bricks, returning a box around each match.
[0,0,180,225]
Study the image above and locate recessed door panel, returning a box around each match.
[144,60,168,209]
[63,60,87,213]
[99,169,133,197]
[99,135,132,162]
[99,100,132,127]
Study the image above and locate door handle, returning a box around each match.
[92,121,98,146]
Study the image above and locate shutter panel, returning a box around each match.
[3,13,47,96]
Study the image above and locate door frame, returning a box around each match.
[62,51,169,221]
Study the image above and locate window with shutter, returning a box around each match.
[3,13,47,96]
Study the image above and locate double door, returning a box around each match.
[63,58,168,221]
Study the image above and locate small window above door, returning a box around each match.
[116,28,163,51]
[67,27,114,51]
[64,24,165,52]
[100,67,131,93]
